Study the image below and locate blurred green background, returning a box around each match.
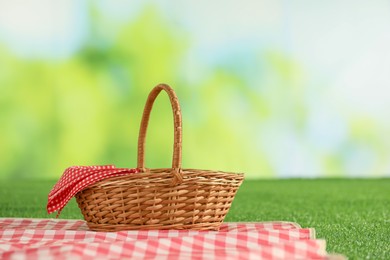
[1,0,390,179]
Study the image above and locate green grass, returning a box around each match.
[1,179,389,259]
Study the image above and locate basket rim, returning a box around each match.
[77,168,244,190]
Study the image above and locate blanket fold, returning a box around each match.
[0,218,339,260]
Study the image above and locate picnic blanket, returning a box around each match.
[0,218,344,260]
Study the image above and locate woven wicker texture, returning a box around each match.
[76,84,244,231]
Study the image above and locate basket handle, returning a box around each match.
[137,83,183,185]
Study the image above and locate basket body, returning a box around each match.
[75,84,244,231]
[76,169,244,231]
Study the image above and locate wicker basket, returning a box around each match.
[75,84,244,231]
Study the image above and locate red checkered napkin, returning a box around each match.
[47,165,138,215]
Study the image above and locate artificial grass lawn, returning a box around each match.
[1,179,389,259]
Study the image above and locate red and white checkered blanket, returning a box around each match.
[0,218,342,260]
